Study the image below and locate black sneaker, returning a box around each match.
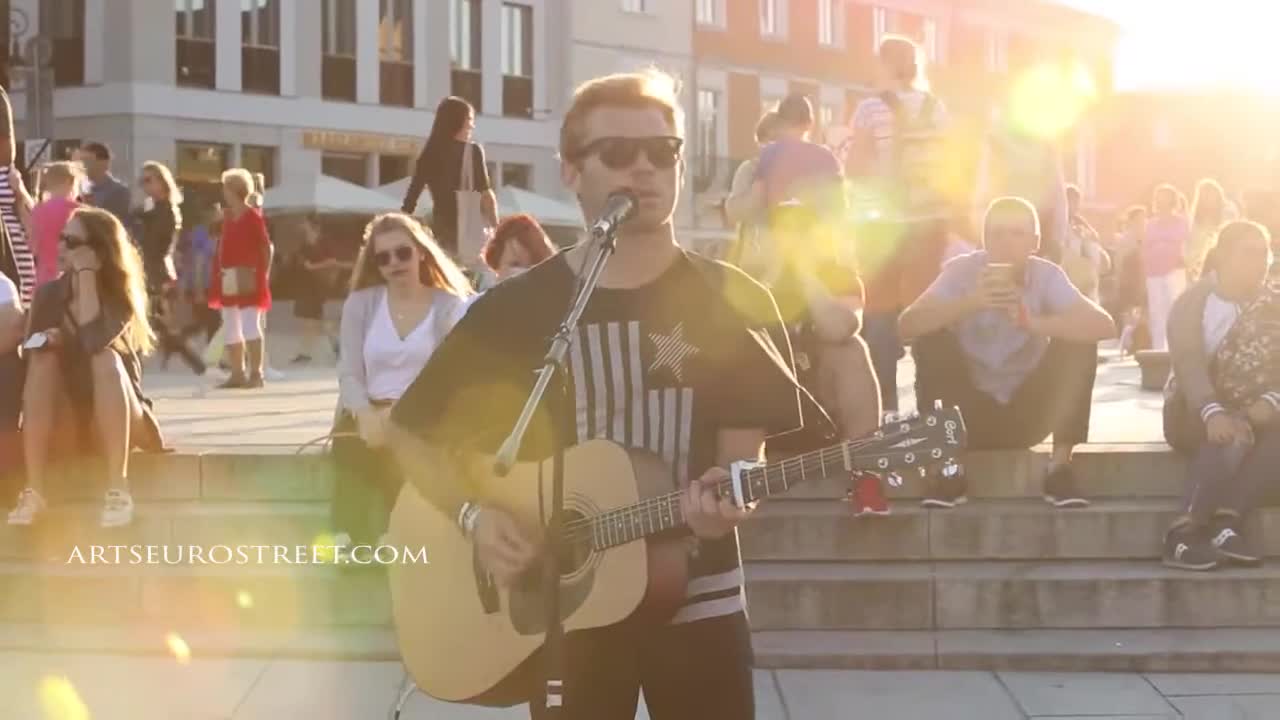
[1211,521,1261,565]
[1163,528,1219,571]
[921,465,967,509]
[1044,464,1089,508]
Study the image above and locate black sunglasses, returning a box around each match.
[59,233,88,249]
[570,136,683,170]
[375,245,415,267]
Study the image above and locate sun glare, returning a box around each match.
[1106,0,1280,94]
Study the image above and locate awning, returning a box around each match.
[262,175,399,215]
[375,179,584,228]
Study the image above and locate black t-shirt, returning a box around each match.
[402,140,491,246]
[392,248,803,622]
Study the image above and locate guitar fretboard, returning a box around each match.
[566,441,861,551]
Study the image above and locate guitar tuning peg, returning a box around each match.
[886,472,904,488]
[883,411,899,423]
[934,399,944,411]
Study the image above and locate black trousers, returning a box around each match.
[1167,405,1280,528]
[527,611,754,720]
[914,331,1097,450]
[329,411,403,545]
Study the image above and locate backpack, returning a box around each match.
[876,91,949,223]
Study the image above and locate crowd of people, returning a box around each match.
[0,33,1277,719]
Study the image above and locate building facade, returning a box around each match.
[689,0,1117,241]
[8,0,575,218]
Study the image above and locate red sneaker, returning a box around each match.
[849,472,890,517]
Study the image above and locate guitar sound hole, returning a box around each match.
[555,509,592,577]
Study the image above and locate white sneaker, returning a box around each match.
[101,489,135,528]
[6,488,47,526]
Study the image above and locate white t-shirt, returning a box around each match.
[1203,292,1241,356]
[363,293,468,402]
[0,273,17,306]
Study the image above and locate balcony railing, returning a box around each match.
[502,75,532,118]
[322,56,356,102]
[242,46,280,95]
[176,38,216,89]
[450,68,482,114]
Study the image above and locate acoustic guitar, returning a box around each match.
[386,405,966,705]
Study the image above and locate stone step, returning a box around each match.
[0,561,391,627]
[751,628,1280,673]
[31,444,1190,504]
[0,502,330,562]
[743,560,1280,631]
[0,622,400,661]
[740,499,1280,562]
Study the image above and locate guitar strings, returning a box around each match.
[560,423,945,547]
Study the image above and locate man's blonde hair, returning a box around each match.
[560,69,685,162]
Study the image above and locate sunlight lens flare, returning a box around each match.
[38,676,89,720]
[165,632,192,665]
[236,590,255,609]
[1007,60,1098,140]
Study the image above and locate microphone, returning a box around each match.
[589,190,639,240]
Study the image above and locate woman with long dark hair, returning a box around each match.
[331,212,473,555]
[400,96,498,258]
[1162,220,1280,570]
[8,207,165,528]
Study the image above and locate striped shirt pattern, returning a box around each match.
[0,167,34,305]
[565,317,746,624]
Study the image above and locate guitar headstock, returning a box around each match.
[849,401,967,479]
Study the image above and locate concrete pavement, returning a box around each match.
[4,651,1278,718]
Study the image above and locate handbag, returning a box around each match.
[454,142,489,266]
[217,229,258,298]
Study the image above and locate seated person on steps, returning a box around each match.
[1161,220,1280,571]
[898,196,1115,509]
[8,207,166,528]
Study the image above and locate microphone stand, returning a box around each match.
[492,223,620,717]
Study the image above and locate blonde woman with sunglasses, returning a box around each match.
[330,212,473,555]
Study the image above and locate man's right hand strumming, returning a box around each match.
[472,506,541,588]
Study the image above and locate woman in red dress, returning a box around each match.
[208,168,272,388]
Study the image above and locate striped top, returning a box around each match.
[0,166,33,305]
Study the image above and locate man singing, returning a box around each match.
[387,70,806,719]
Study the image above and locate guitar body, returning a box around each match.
[386,439,689,705]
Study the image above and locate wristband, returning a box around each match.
[457,502,482,539]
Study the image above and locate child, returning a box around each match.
[29,162,82,287]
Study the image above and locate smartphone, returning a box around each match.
[985,262,1018,289]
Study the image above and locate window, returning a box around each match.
[818,0,836,47]
[451,0,483,112]
[240,145,276,190]
[322,153,368,186]
[696,88,720,180]
[760,0,779,36]
[696,0,723,28]
[42,0,85,86]
[379,155,412,186]
[923,17,939,62]
[322,0,357,101]
[621,0,647,13]
[176,0,217,89]
[176,141,231,183]
[502,3,533,118]
[872,6,888,49]
[241,0,280,95]
[380,0,414,107]
[501,163,532,190]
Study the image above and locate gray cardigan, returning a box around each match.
[1166,277,1230,425]
[336,285,472,416]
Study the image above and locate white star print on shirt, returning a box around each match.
[649,321,700,383]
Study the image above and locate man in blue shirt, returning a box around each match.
[76,142,132,227]
[899,196,1115,508]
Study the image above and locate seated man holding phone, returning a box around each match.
[899,197,1116,508]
